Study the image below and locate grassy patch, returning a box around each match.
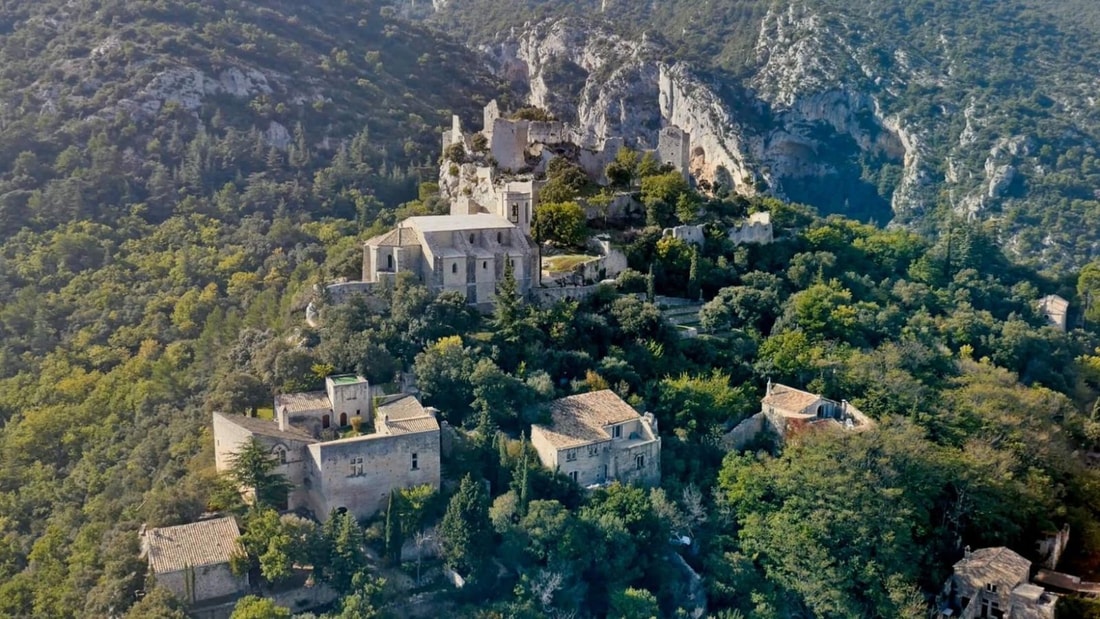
[543,254,596,271]
[256,406,275,421]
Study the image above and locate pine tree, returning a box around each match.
[383,490,403,567]
[439,474,492,576]
[227,437,290,509]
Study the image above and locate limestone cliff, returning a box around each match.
[481,17,918,222]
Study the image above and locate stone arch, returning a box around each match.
[340,412,348,427]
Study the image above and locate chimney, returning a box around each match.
[766,378,773,395]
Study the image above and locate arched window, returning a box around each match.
[322,414,331,429]
[340,412,348,427]
[272,446,287,465]
[452,263,458,274]
[387,254,394,270]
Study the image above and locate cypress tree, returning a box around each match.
[439,474,491,576]
[384,490,403,567]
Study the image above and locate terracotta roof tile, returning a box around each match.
[534,390,642,449]
[145,517,242,574]
[762,384,822,415]
[213,412,316,443]
[274,391,330,414]
[376,395,439,436]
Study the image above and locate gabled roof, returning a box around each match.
[406,214,515,232]
[365,226,421,247]
[274,391,330,414]
[145,517,242,574]
[213,411,316,443]
[762,383,823,415]
[376,394,440,436]
[954,547,1031,589]
[533,390,644,449]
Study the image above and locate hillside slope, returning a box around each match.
[407,0,1100,272]
[0,1,505,615]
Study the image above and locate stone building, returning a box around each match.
[361,214,538,309]
[530,390,661,488]
[761,381,873,441]
[938,547,1058,619]
[1037,295,1069,332]
[142,517,248,606]
[213,376,441,521]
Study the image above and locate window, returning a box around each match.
[612,425,622,439]
[986,584,998,594]
[469,233,475,244]
[511,203,518,219]
[387,254,394,270]
[588,445,600,457]
[339,412,347,427]
[411,453,419,471]
[497,232,502,243]
[349,457,364,477]
[569,471,578,483]
[565,449,577,462]
[452,263,458,274]
[322,414,331,429]
[636,454,645,470]
[272,447,287,465]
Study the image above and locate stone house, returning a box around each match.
[939,547,1058,619]
[213,376,441,521]
[530,390,661,488]
[361,214,538,310]
[142,517,248,606]
[761,381,873,441]
[1037,295,1069,332]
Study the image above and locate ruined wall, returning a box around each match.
[489,119,529,171]
[720,412,766,451]
[663,225,706,246]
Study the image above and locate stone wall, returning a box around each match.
[663,225,706,246]
[720,412,766,451]
[155,563,247,606]
[212,412,313,511]
[326,281,379,305]
[532,282,613,305]
[306,430,441,520]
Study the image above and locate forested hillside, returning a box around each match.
[0,0,505,615]
[407,0,1100,272]
[2,0,1100,617]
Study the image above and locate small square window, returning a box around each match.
[613,425,622,438]
[636,454,645,470]
[565,449,577,462]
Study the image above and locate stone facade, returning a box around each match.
[938,547,1058,619]
[142,517,248,606]
[662,212,773,248]
[213,377,442,521]
[361,214,538,309]
[1037,295,1069,332]
[761,380,873,441]
[531,390,661,488]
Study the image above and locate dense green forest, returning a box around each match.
[405,0,1100,272]
[2,0,1100,617]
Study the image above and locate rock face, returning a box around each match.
[483,16,916,222]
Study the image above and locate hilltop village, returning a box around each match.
[136,102,1095,619]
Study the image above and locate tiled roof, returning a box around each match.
[954,547,1031,590]
[145,517,242,574]
[274,391,330,414]
[376,394,439,436]
[534,390,642,449]
[762,384,822,415]
[365,226,420,247]
[213,412,316,443]
[406,214,515,232]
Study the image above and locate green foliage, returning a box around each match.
[608,587,659,619]
[383,490,403,566]
[511,107,556,121]
[227,437,292,510]
[230,596,291,619]
[440,474,493,577]
[532,201,588,247]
